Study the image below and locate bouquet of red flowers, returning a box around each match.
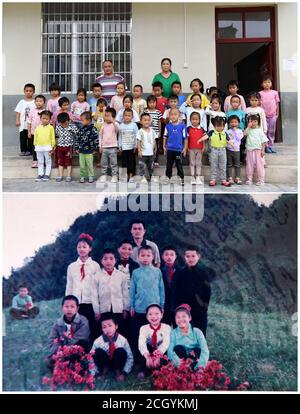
[152,358,250,391]
[42,342,95,391]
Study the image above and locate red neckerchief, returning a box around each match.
[150,324,161,349]
[80,263,85,281]
[106,269,113,276]
[109,340,116,359]
[166,264,175,286]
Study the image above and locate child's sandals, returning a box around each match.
[221,180,231,187]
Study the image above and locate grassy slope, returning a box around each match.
[3,298,297,392]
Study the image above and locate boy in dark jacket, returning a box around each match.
[171,246,215,336]
[74,111,99,183]
[48,295,90,356]
[160,246,180,326]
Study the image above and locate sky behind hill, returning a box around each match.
[2,193,279,277]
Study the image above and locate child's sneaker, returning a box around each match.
[111,176,118,183]
[56,176,63,182]
[24,151,31,156]
[79,177,85,183]
[256,180,264,186]
[154,162,159,167]
[99,175,107,183]
[235,178,242,185]
[31,161,38,168]
[128,177,135,183]
[191,177,196,185]
[35,175,43,182]
[66,176,72,182]
[88,176,94,183]
[196,176,203,185]
[228,177,234,185]
[140,176,148,184]
[265,147,272,153]
[42,175,50,181]
[209,180,216,186]
[245,180,253,185]
[19,152,26,156]
[270,147,277,153]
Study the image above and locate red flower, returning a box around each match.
[42,344,95,391]
[152,358,249,391]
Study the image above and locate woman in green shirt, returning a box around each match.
[152,58,181,99]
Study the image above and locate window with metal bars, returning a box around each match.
[41,3,132,93]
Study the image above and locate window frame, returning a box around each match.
[215,6,275,43]
[41,3,132,93]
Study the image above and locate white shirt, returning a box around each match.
[65,257,100,304]
[15,99,36,132]
[131,239,161,266]
[138,323,171,356]
[179,103,207,130]
[92,333,133,374]
[92,268,130,314]
[136,128,157,156]
[116,108,140,124]
[205,106,227,131]
[246,106,268,134]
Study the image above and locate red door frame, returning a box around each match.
[215,6,277,90]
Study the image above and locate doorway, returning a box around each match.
[215,6,281,142]
[216,42,273,96]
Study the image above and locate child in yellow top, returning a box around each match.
[92,98,107,132]
[186,79,210,109]
[34,110,55,181]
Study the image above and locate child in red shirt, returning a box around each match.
[187,112,208,185]
[152,81,168,115]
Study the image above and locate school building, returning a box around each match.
[2,2,297,147]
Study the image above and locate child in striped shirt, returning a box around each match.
[118,108,138,182]
[144,95,162,166]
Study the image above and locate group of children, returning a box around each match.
[15,75,279,186]
[9,220,214,381]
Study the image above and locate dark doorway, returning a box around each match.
[216,42,273,97]
[215,7,281,142]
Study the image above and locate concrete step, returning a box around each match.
[2,144,298,184]
[3,161,297,184]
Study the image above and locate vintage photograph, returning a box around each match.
[2,193,297,391]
